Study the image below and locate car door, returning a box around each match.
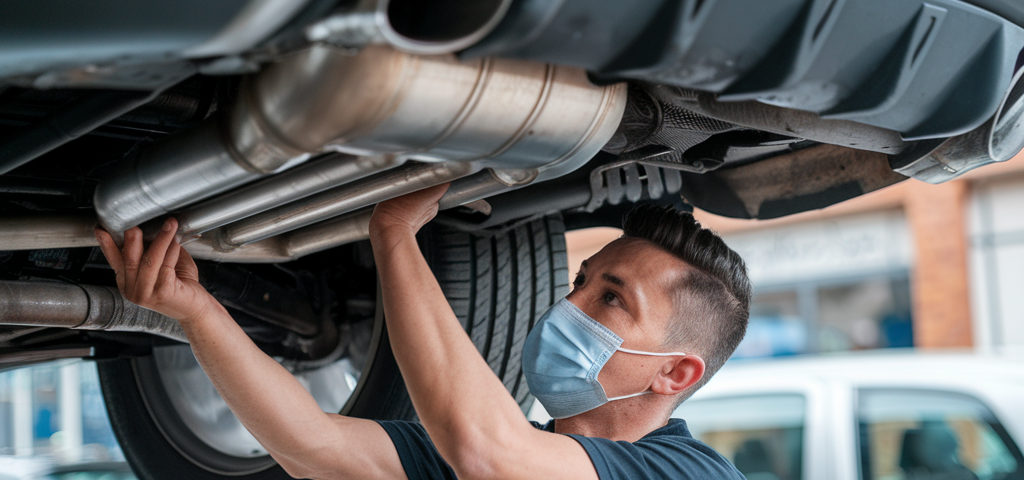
[855,388,1024,480]
[672,375,844,480]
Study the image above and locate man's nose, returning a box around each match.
[565,287,583,306]
[564,289,596,317]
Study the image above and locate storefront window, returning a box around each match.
[734,275,913,359]
[0,360,128,477]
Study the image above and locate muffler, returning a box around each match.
[94,44,626,242]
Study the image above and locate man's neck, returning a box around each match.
[552,397,672,442]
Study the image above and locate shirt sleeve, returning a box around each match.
[566,434,746,480]
[376,420,457,480]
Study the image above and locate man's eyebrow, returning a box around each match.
[601,273,625,287]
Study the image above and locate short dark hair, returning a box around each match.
[621,204,751,399]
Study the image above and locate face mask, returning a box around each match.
[522,298,688,419]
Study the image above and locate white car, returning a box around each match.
[673,351,1024,480]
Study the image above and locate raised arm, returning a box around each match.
[369,185,599,480]
[95,219,405,480]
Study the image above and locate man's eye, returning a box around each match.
[602,291,617,304]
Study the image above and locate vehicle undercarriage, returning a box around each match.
[2,0,1024,477]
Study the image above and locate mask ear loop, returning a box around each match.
[606,390,653,401]
[616,347,688,357]
[604,348,690,401]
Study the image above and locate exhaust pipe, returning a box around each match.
[0,281,187,343]
[307,0,513,55]
[185,209,375,263]
[95,44,625,242]
[174,153,401,240]
[890,67,1024,183]
[215,161,474,248]
[0,168,535,262]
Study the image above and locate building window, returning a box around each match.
[735,275,913,359]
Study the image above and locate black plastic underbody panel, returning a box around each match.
[0,0,251,78]
[464,0,1024,141]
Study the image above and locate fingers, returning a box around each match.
[421,182,450,202]
[136,218,177,297]
[155,234,182,298]
[176,247,201,284]
[94,228,126,291]
[404,183,450,206]
[121,227,144,297]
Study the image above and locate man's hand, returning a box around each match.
[369,183,449,239]
[98,216,406,480]
[94,217,215,323]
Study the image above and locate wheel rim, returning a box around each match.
[131,313,379,476]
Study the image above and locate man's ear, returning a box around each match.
[651,355,705,396]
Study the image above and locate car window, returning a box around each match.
[673,394,805,480]
[857,389,1024,480]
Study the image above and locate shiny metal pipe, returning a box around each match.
[188,209,374,263]
[0,166,524,258]
[0,214,99,251]
[192,168,534,262]
[94,121,265,243]
[176,154,401,239]
[221,162,475,247]
[0,172,502,259]
[436,168,536,210]
[0,281,187,343]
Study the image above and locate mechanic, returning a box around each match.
[94,184,751,479]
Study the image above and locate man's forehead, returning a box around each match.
[586,237,689,285]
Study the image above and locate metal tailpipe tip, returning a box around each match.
[307,0,512,55]
[891,67,1024,183]
[990,67,1024,162]
[376,0,512,54]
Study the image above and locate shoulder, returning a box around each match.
[567,420,745,480]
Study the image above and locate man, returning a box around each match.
[94,184,751,479]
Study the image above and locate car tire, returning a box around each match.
[97,214,569,479]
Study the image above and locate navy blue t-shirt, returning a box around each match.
[376,418,744,479]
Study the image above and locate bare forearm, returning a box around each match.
[94,220,402,479]
[178,298,335,460]
[372,229,529,464]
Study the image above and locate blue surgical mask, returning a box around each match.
[522,298,688,419]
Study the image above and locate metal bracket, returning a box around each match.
[585,146,720,212]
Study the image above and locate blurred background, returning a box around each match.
[566,149,1024,358]
[3,152,1024,479]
